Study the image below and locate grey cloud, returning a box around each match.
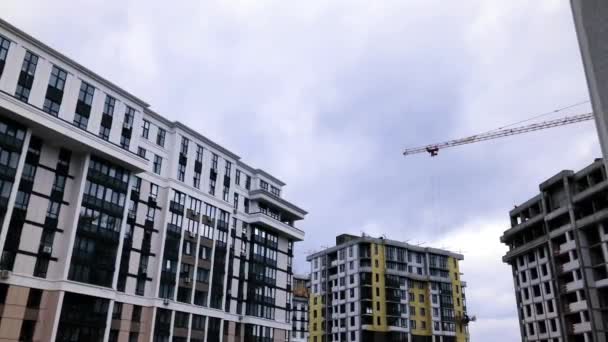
[1,1,601,340]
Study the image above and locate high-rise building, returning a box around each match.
[0,18,307,342]
[501,158,608,342]
[571,0,608,171]
[291,274,310,342]
[307,234,470,342]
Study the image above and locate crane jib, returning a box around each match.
[402,112,594,157]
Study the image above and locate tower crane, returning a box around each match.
[403,112,594,157]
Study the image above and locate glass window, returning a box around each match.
[103,95,116,116]
[153,155,162,174]
[156,128,166,147]
[78,81,95,106]
[48,66,67,91]
[142,120,150,139]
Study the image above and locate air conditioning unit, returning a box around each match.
[189,231,195,238]
[184,278,191,284]
[163,298,169,305]
[140,267,147,275]
[42,245,53,254]
[0,270,10,280]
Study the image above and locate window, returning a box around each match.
[132,305,142,322]
[15,51,38,102]
[175,312,189,328]
[245,175,251,190]
[225,160,232,177]
[150,183,159,198]
[146,206,155,220]
[112,302,123,319]
[196,268,209,282]
[99,96,115,140]
[43,66,67,116]
[236,170,241,185]
[18,320,35,342]
[180,137,189,155]
[48,65,67,91]
[0,35,10,75]
[193,172,201,189]
[134,147,146,159]
[52,174,66,193]
[78,81,95,106]
[178,163,185,182]
[142,120,150,139]
[199,246,210,260]
[190,145,202,164]
[74,81,95,129]
[99,125,111,140]
[209,179,216,196]
[46,201,60,219]
[153,155,162,174]
[26,289,42,308]
[271,185,280,196]
[223,186,229,202]
[124,106,135,129]
[103,95,115,116]
[260,180,269,191]
[234,193,239,210]
[211,153,218,171]
[157,128,166,147]
[15,191,30,210]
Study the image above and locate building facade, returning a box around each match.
[291,274,309,342]
[0,18,307,342]
[501,159,608,342]
[571,0,608,172]
[306,234,470,342]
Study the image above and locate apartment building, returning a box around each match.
[501,159,608,342]
[306,234,470,342]
[0,18,307,342]
[291,274,309,342]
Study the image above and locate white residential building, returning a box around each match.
[0,18,306,342]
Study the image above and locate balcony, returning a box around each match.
[567,300,588,313]
[561,260,580,274]
[169,201,185,215]
[561,279,584,294]
[555,240,576,256]
[0,164,16,182]
[82,194,125,217]
[572,322,592,334]
[78,222,120,243]
[87,169,129,193]
[249,189,307,220]
[247,212,304,241]
[0,132,24,152]
[595,277,608,288]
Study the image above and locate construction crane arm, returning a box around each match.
[403,112,594,157]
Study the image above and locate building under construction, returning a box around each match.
[501,159,608,342]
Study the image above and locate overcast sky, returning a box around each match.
[2,1,601,340]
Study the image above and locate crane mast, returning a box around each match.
[403,112,594,157]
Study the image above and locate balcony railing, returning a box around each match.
[170,201,185,214]
[78,221,120,243]
[87,169,128,192]
[82,194,124,217]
